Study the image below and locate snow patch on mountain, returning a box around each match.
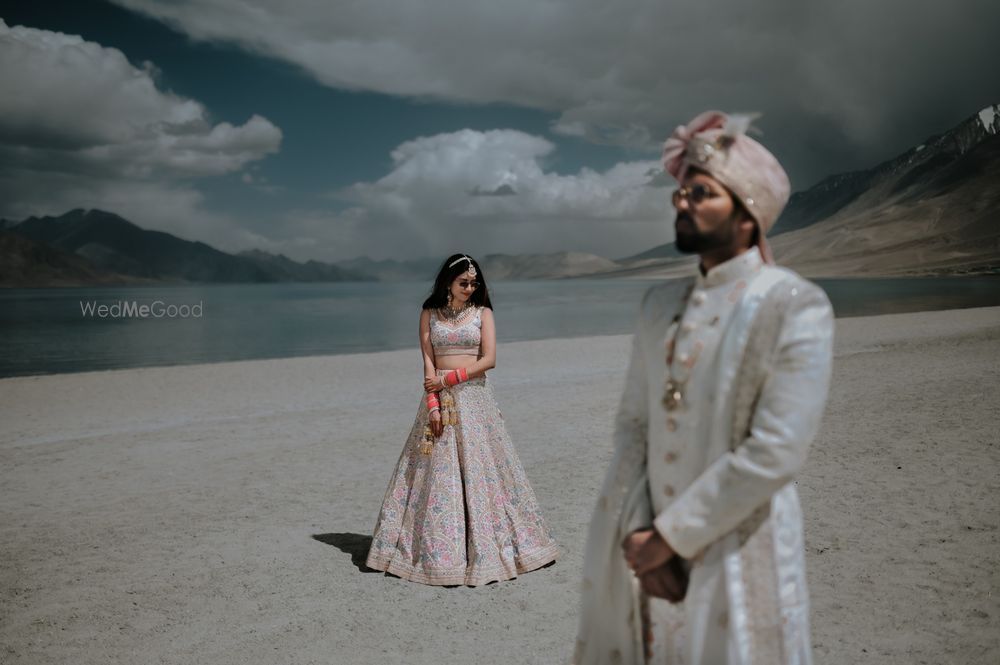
[978,105,998,134]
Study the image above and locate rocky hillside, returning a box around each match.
[3,209,369,286]
[0,230,153,287]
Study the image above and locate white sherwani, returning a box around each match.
[574,247,834,665]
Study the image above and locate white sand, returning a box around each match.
[2,307,998,664]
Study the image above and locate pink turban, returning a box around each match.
[662,110,791,263]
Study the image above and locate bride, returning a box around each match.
[365,253,560,586]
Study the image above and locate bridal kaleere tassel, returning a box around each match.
[421,391,441,455]
[441,391,456,427]
[419,390,457,455]
[419,425,434,455]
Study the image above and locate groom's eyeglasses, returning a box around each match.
[671,183,719,207]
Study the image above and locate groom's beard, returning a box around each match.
[674,212,736,254]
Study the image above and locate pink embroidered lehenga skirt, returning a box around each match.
[365,371,560,586]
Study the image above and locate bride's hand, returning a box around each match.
[429,409,443,437]
[424,375,442,393]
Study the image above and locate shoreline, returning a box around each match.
[3,301,1000,382]
[3,269,1000,289]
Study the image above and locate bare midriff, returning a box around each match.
[435,353,480,371]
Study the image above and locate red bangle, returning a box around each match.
[444,370,458,387]
[444,368,470,387]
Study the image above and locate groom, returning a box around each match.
[573,111,834,664]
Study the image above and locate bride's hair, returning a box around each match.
[422,254,493,310]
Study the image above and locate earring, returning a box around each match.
[447,293,453,306]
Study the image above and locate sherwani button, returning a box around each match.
[663,485,675,497]
[666,418,677,432]
[664,451,678,463]
[692,292,706,305]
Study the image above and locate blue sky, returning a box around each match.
[1,0,996,261]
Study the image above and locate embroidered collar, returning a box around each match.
[697,246,763,288]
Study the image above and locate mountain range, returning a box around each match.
[1,209,370,287]
[2,104,997,287]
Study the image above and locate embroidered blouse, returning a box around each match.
[429,306,483,357]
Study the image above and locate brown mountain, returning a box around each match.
[0,230,154,288]
[772,105,1000,276]
[479,251,620,279]
[4,209,369,286]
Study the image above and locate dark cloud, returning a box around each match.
[111,0,999,187]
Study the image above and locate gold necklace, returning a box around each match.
[440,302,474,322]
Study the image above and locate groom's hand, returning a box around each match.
[639,565,686,603]
[622,528,675,575]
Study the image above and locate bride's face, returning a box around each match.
[449,271,479,305]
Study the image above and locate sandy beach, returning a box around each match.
[2,306,998,664]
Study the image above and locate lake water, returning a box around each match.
[1,277,998,378]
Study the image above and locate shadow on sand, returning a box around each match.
[313,532,377,572]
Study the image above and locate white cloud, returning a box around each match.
[109,0,999,183]
[342,129,662,219]
[0,19,282,246]
[322,129,668,260]
[0,19,281,175]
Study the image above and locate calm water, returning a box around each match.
[1,277,998,378]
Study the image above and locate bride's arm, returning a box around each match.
[419,309,437,379]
